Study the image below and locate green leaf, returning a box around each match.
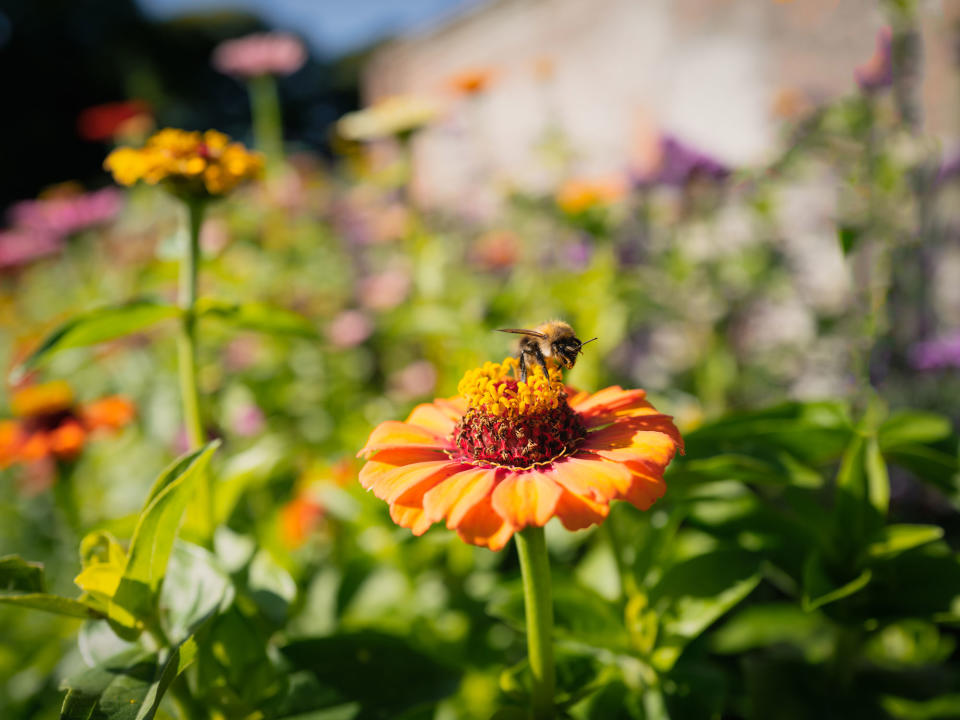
[881,693,960,720]
[649,549,761,663]
[196,299,316,337]
[195,607,286,713]
[500,651,604,709]
[0,555,45,592]
[113,443,219,624]
[160,541,233,643]
[488,579,626,651]
[0,593,102,619]
[801,552,872,611]
[281,631,461,718]
[878,411,953,449]
[884,445,960,497]
[837,224,862,255]
[710,603,834,661]
[866,437,890,517]
[682,401,852,466]
[248,549,296,625]
[0,555,103,619]
[866,525,944,560]
[60,637,197,720]
[833,432,884,552]
[13,300,180,377]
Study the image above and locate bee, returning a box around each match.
[498,321,597,383]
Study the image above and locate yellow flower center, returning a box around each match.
[457,357,565,418]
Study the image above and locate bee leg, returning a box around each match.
[517,351,528,383]
[532,344,550,378]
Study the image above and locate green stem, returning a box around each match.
[515,526,556,719]
[248,74,284,169]
[177,200,211,538]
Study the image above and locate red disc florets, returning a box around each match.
[451,400,586,468]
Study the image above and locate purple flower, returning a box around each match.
[910,334,960,371]
[633,134,730,188]
[935,149,960,186]
[855,26,893,93]
[564,238,592,269]
[0,229,63,270]
[9,188,123,237]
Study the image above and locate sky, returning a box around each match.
[136,0,487,58]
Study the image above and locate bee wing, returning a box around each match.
[498,328,548,339]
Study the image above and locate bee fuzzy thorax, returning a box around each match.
[497,320,594,382]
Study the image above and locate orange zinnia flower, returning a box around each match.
[0,382,136,469]
[358,358,682,550]
[448,67,497,96]
[555,177,626,215]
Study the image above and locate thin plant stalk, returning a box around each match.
[515,526,556,719]
[248,74,284,170]
[177,199,211,539]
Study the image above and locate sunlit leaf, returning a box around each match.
[112,443,219,625]
[196,298,316,337]
[710,603,834,661]
[649,549,761,662]
[160,541,233,644]
[248,549,296,625]
[866,525,944,560]
[882,693,960,720]
[802,552,872,611]
[13,300,180,377]
[866,436,890,518]
[878,411,953,449]
[60,637,197,720]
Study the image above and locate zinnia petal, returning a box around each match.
[553,486,609,531]
[491,470,562,528]
[389,502,434,536]
[358,421,450,457]
[405,401,459,436]
[454,496,515,551]
[422,467,497,527]
[547,455,633,501]
[358,447,446,488]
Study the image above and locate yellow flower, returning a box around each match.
[337,96,440,142]
[104,128,264,198]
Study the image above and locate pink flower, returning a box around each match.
[327,310,374,348]
[9,188,123,237]
[389,361,437,401]
[231,404,266,437]
[359,266,411,311]
[0,229,63,270]
[212,32,307,78]
[855,27,893,93]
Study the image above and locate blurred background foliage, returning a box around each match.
[2,0,960,718]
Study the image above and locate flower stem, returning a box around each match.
[248,74,284,170]
[515,526,556,719]
[177,199,211,538]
